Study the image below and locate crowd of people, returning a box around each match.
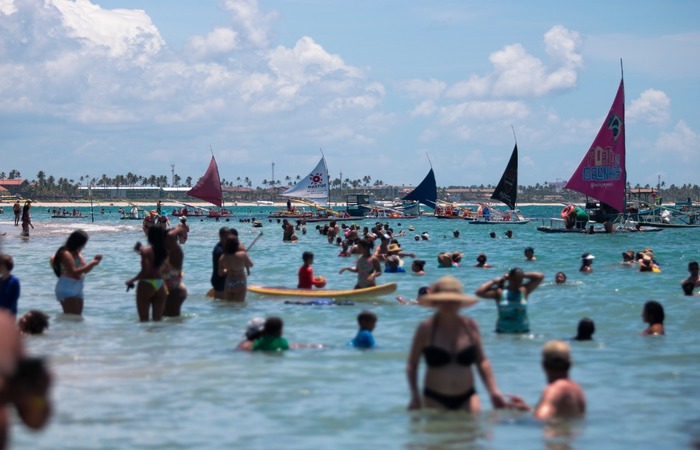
[1,213,698,447]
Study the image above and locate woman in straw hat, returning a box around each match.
[406,276,506,411]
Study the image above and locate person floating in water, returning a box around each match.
[350,310,377,349]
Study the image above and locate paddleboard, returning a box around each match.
[246,282,397,298]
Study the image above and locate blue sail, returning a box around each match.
[402,168,437,209]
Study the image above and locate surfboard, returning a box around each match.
[246,282,397,299]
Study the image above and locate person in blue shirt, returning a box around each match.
[0,254,20,316]
[351,310,377,349]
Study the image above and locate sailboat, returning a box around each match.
[274,156,342,221]
[468,141,528,225]
[175,155,232,218]
[401,167,437,216]
[537,70,661,233]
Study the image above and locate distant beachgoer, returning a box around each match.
[18,310,50,335]
[506,340,586,420]
[681,261,699,296]
[282,219,294,242]
[453,229,460,238]
[156,201,163,215]
[162,224,188,317]
[474,253,492,268]
[0,311,53,447]
[524,247,536,261]
[406,276,507,411]
[384,255,406,273]
[554,272,567,285]
[572,318,595,341]
[621,250,636,266]
[51,230,102,315]
[12,201,20,226]
[451,252,463,266]
[339,239,381,289]
[437,253,455,268]
[211,227,231,299]
[411,259,426,275]
[640,300,665,335]
[338,241,352,257]
[253,317,289,351]
[489,231,497,239]
[350,310,377,349]
[638,254,659,273]
[142,210,157,235]
[579,253,594,273]
[125,227,168,322]
[237,317,265,351]
[396,286,429,305]
[0,255,20,316]
[218,236,253,302]
[20,201,32,236]
[475,268,544,334]
[298,251,325,289]
[504,230,513,239]
[421,232,430,241]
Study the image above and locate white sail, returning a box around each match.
[280,157,330,206]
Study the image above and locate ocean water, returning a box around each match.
[2,205,699,450]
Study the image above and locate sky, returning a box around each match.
[1,0,699,189]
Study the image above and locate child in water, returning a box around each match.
[253,317,289,351]
[298,251,325,289]
[350,310,377,349]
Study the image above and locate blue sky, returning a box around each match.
[1,0,698,189]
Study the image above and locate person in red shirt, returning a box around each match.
[298,252,325,289]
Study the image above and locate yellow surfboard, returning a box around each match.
[246,282,397,299]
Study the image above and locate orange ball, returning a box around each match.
[313,275,327,288]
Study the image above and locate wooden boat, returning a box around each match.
[537,218,661,233]
[467,141,529,225]
[247,282,397,298]
[539,67,642,233]
[180,154,233,218]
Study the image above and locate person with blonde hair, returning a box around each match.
[507,340,586,419]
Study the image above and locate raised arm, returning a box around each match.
[475,276,504,300]
[522,272,545,296]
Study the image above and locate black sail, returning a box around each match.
[490,144,518,210]
[403,168,438,208]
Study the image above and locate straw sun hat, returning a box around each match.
[418,276,479,307]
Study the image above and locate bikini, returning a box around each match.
[422,317,478,410]
[55,253,85,302]
[141,255,164,290]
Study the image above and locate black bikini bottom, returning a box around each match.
[423,387,476,410]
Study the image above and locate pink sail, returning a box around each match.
[565,79,626,212]
[187,156,222,207]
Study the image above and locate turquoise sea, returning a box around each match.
[2,205,699,450]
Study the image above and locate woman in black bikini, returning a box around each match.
[406,276,506,412]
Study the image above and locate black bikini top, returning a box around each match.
[422,317,477,368]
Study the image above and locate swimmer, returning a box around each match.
[554,272,567,285]
[640,301,665,335]
[451,252,463,266]
[504,230,513,239]
[474,253,492,268]
[252,317,289,351]
[51,230,102,315]
[350,310,377,349]
[18,310,50,335]
[524,247,536,261]
[396,286,429,305]
[453,229,460,238]
[218,235,253,302]
[384,255,405,273]
[339,239,381,289]
[489,231,496,239]
[572,318,594,341]
[680,262,699,295]
[506,340,586,419]
[237,317,265,351]
[579,253,594,273]
[411,259,426,275]
[125,227,168,321]
[437,253,455,268]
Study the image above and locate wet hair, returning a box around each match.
[148,226,169,269]
[219,226,231,239]
[508,267,524,278]
[417,286,430,297]
[542,340,571,372]
[357,238,373,253]
[555,271,567,283]
[357,310,377,327]
[689,261,699,272]
[224,236,240,254]
[489,232,496,238]
[52,230,90,277]
[524,247,534,254]
[263,317,284,337]
[412,259,426,271]
[19,310,50,335]
[643,300,665,324]
[302,251,314,262]
[0,254,14,272]
[477,253,487,262]
[574,317,595,340]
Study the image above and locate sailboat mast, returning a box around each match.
[620,59,626,216]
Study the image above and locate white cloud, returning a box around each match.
[628,89,671,125]
[51,0,164,60]
[223,0,276,48]
[397,78,446,100]
[0,0,16,15]
[438,100,529,125]
[185,28,239,60]
[411,100,437,117]
[655,120,699,162]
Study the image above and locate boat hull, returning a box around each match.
[467,219,529,225]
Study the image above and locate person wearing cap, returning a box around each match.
[579,253,594,272]
[506,340,586,419]
[237,317,265,350]
[475,268,544,334]
[407,276,506,411]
